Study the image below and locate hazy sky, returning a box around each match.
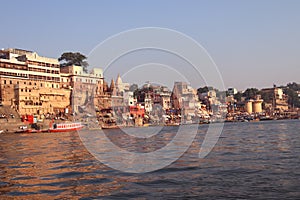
[1,0,299,91]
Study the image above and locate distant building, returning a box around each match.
[60,65,104,113]
[171,82,197,117]
[245,97,263,114]
[110,75,130,108]
[261,87,288,111]
[123,91,137,106]
[227,88,238,96]
[115,74,130,96]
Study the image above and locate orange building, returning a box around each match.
[129,104,145,118]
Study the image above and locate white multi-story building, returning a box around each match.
[0,48,70,115]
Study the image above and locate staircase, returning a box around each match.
[0,105,21,124]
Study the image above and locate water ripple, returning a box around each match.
[0,120,299,199]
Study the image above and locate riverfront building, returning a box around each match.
[261,87,289,111]
[60,65,104,113]
[245,98,263,114]
[171,82,199,117]
[0,48,107,116]
[0,48,70,115]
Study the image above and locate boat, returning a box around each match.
[26,129,43,133]
[15,128,45,134]
[14,122,84,133]
[48,122,84,132]
[101,124,121,129]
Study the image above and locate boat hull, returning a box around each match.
[48,126,84,132]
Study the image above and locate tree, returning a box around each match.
[58,52,88,73]
[260,90,274,103]
[197,86,209,94]
[284,87,300,108]
[129,84,138,92]
[287,82,300,91]
[234,92,243,102]
[242,88,259,100]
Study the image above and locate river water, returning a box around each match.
[0,120,299,199]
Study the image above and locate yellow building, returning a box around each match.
[0,48,71,116]
[261,87,289,111]
[0,48,110,116]
[245,100,253,114]
[245,97,263,114]
[252,99,263,113]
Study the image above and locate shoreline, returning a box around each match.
[1,117,299,134]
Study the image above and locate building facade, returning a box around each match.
[60,65,104,114]
[0,48,71,116]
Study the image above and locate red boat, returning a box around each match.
[48,122,84,132]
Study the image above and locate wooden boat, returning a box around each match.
[48,122,84,132]
[15,128,46,134]
[26,129,43,133]
[101,124,120,129]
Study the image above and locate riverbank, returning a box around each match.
[1,117,299,134]
[0,118,68,134]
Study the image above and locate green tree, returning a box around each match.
[243,88,259,99]
[284,88,300,108]
[260,90,274,103]
[58,52,88,73]
[234,92,243,102]
[197,86,209,94]
[287,82,300,91]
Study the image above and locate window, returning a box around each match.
[40,83,43,87]
[21,89,23,92]
[4,80,6,84]
[10,80,12,84]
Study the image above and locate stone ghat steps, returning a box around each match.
[0,105,21,123]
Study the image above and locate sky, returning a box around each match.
[0,0,299,91]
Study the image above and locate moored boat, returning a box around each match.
[48,122,84,132]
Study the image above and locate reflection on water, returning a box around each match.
[0,120,299,199]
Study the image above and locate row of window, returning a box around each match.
[21,89,32,93]
[28,74,60,82]
[28,67,59,74]
[27,60,59,68]
[1,74,60,83]
[0,71,28,78]
[23,96,65,101]
[74,78,98,83]
[24,102,43,106]
[74,70,102,78]
[3,79,60,89]
[0,62,28,70]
